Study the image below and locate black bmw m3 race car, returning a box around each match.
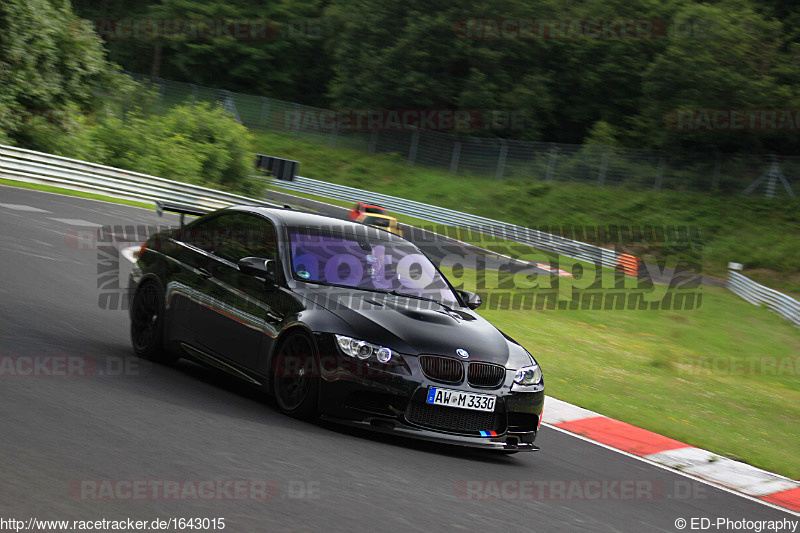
[129,204,545,452]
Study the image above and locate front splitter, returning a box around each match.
[320,415,540,452]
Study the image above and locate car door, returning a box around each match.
[194,212,286,371]
[163,215,220,347]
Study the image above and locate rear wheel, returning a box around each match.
[272,332,319,419]
[130,280,175,363]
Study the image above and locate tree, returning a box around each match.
[0,0,119,147]
[633,2,800,153]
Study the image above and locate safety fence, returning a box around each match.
[728,270,800,327]
[267,175,627,270]
[0,143,279,211]
[1,142,797,326]
[123,71,799,198]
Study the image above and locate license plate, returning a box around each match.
[426,387,496,412]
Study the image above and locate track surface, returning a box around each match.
[0,185,794,532]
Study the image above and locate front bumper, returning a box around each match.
[321,414,541,452]
[315,339,544,451]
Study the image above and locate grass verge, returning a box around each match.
[271,183,799,478]
[6,176,798,479]
[0,178,152,210]
[464,274,800,479]
[252,130,800,297]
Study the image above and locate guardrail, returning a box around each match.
[266,175,621,269]
[2,142,798,327]
[728,270,800,327]
[0,143,280,210]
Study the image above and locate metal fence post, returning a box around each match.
[598,148,610,186]
[259,97,271,126]
[450,141,461,174]
[495,140,508,179]
[407,131,419,165]
[744,156,796,199]
[368,130,378,153]
[654,156,665,191]
[545,146,558,181]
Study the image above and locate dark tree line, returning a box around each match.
[10,0,800,155]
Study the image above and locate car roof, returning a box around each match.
[226,205,395,234]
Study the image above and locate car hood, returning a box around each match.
[299,286,529,366]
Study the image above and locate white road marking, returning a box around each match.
[121,246,140,263]
[48,218,103,227]
[0,203,51,213]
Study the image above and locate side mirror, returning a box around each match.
[238,257,276,282]
[458,290,482,310]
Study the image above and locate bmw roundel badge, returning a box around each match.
[456,349,469,359]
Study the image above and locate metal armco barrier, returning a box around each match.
[266,175,621,269]
[728,270,800,327]
[1,142,797,327]
[0,144,280,211]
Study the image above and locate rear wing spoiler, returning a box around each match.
[155,201,210,227]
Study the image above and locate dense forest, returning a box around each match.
[67,0,800,155]
[2,0,799,160]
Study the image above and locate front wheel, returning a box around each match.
[130,280,175,363]
[271,332,319,420]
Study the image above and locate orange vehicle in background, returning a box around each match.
[348,201,388,221]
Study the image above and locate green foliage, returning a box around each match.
[72,0,333,106]
[252,129,800,292]
[0,0,117,143]
[88,102,255,193]
[585,121,619,146]
[64,0,800,155]
[635,3,799,153]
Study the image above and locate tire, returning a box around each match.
[271,331,319,420]
[130,280,175,363]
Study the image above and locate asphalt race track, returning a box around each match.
[0,185,795,532]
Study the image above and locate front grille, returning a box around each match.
[467,362,506,388]
[419,355,464,384]
[406,402,499,433]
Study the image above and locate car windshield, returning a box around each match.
[288,227,459,307]
[364,206,385,214]
[362,216,390,227]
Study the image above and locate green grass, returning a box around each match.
[0,178,153,210]
[267,176,800,479]
[444,266,800,479]
[7,143,799,479]
[251,130,800,298]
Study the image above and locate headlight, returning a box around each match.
[335,335,393,363]
[514,364,542,386]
